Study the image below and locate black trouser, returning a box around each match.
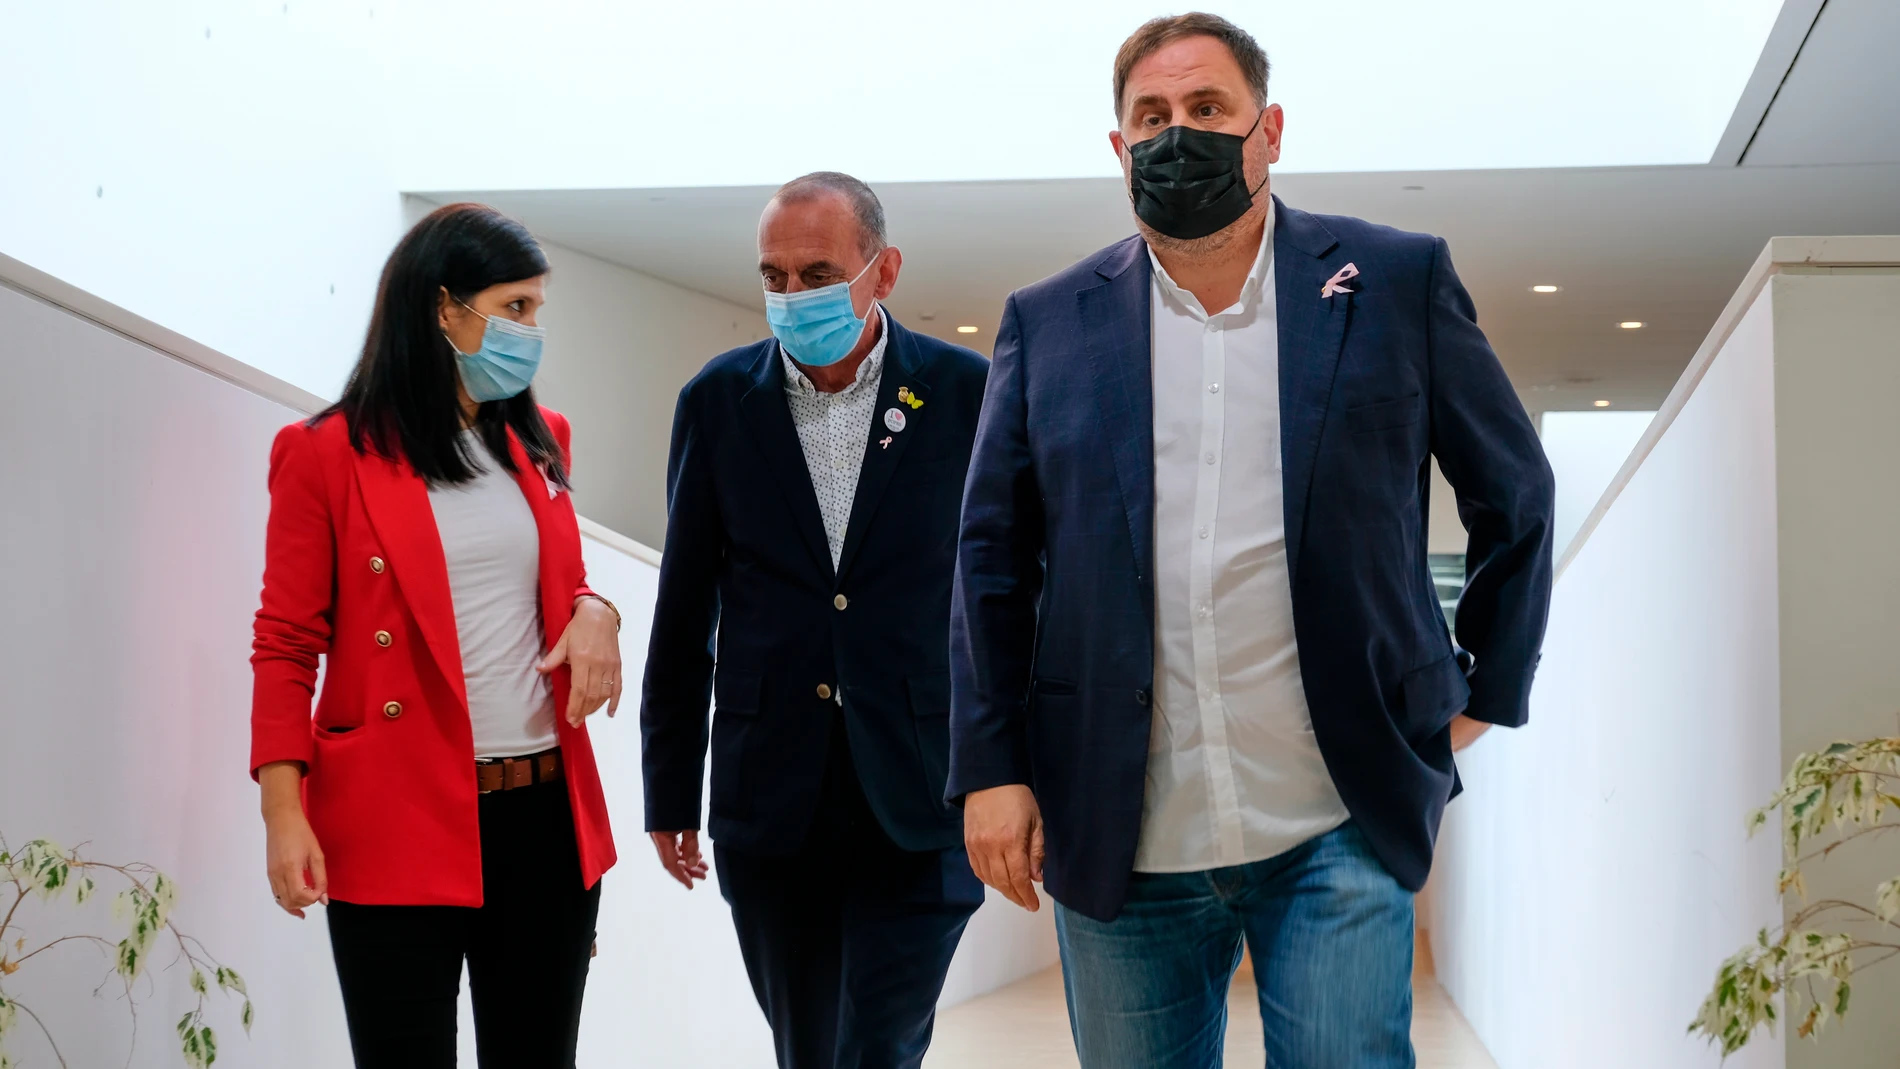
[326,779,601,1069]
[716,717,983,1069]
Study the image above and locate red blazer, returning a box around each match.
[250,408,616,906]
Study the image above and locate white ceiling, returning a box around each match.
[423,161,1900,412]
[1742,0,1900,165]
[415,0,1900,413]
[392,0,1783,190]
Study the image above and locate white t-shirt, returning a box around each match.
[427,431,558,759]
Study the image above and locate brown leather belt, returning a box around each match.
[476,747,563,794]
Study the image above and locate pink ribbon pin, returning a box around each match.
[878,436,894,450]
[1321,263,1360,298]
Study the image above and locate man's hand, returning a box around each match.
[964,784,1044,912]
[649,830,709,889]
[1450,714,1491,753]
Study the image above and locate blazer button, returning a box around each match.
[369,556,386,574]
[816,684,833,700]
[1135,689,1150,706]
[382,701,403,719]
[833,594,848,611]
[374,630,392,647]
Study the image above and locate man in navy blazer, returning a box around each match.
[951,15,1554,1068]
[641,173,989,1069]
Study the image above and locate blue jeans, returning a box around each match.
[1055,822,1415,1069]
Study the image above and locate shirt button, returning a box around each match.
[1198,604,1212,618]
[816,683,834,700]
[833,594,848,611]
[1135,689,1150,706]
[1204,452,1217,465]
[1208,383,1221,394]
[1198,526,1209,539]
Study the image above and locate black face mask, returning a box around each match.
[1126,110,1267,241]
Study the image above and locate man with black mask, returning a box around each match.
[948,12,1555,1069]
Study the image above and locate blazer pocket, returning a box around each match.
[714,667,762,717]
[1033,677,1079,697]
[1346,394,1422,434]
[1399,653,1472,742]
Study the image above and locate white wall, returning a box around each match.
[0,0,405,401]
[529,236,768,548]
[1540,411,1660,560]
[1427,295,1786,1069]
[0,273,358,1068]
[1765,269,1900,1069]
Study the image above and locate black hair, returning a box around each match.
[318,202,567,489]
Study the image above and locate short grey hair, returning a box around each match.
[772,171,889,261]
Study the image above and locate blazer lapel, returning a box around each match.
[1273,198,1352,590]
[1078,238,1156,606]
[501,429,577,653]
[353,447,467,713]
[835,312,927,583]
[737,343,837,582]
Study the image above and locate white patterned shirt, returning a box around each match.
[781,305,888,570]
[1137,207,1350,873]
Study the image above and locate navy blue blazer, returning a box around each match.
[642,313,990,856]
[948,198,1555,921]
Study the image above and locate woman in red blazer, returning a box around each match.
[251,203,632,1069]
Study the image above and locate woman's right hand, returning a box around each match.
[260,761,327,918]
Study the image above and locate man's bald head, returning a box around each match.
[769,171,888,261]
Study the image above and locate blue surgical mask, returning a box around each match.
[764,254,881,367]
[447,300,544,402]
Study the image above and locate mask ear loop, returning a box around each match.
[442,295,487,357]
[842,249,885,324]
[1242,108,1271,199]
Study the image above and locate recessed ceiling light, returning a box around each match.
[956,325,979,334]
[1594,400,1612,408]
[1619,321,1645,329]
[1531,285,1561,293]
[1401,185,1425,191]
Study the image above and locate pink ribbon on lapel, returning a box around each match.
[1321,262,1360,298]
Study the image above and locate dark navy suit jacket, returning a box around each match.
[948,199,1555,921]
[642,313,989,856]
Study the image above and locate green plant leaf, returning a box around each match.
[241,1000,253,1036]
[1876,877,1900,922]
[117,938,142,978]
[215,967,248,997]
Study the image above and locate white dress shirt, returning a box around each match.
[1136,209,1350,873]
[782,305,889,570]
[428,430,558,759]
